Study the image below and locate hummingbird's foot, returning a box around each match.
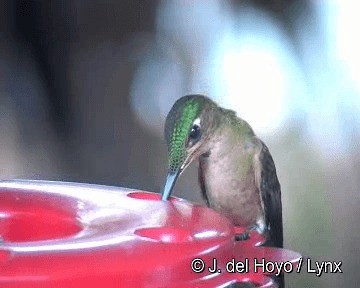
[235,232,249,241]
[234,225,257,241]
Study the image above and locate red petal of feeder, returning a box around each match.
[0,180,301,288]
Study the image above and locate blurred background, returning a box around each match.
[0,0,359,287]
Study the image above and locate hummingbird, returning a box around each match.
[161,94,283,249]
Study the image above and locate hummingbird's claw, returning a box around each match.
[235,232,250,241]
[235,225,258,241]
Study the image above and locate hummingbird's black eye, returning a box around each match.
[189,124,201,144]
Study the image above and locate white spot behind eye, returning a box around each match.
[193,118,201,127]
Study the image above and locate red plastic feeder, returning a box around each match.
[0,180,301,288]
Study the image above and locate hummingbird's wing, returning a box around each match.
[254,141,283,248]
[198,160,210,206]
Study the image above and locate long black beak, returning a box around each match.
[161,169,181,201]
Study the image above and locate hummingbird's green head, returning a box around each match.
[161,94,217,200]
